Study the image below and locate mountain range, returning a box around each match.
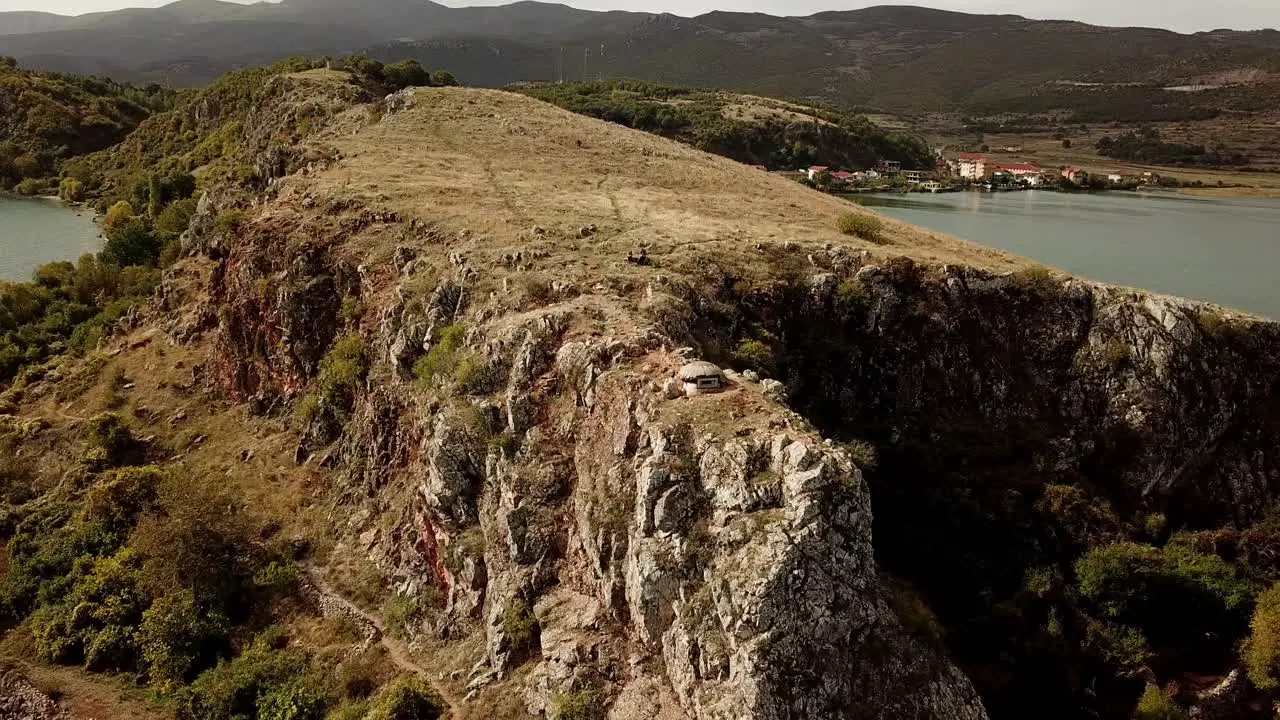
[3,0,1280,118]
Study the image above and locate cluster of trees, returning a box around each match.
[0,416,444,720]
[0,57,175,193]
[332,56,457,94]
[1096,127,1249,167]
[517,80,932,171]
[0,172,197,383]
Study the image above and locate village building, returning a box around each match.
[1062,167,1089,183]
[902,170,926,184]
[876,160,902,174]
[805,165,829,181]
[992,162,1043,185]
[958,153,988,180]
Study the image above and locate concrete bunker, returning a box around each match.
[678,361,727,396]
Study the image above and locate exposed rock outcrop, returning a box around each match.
[154,79,1280,720]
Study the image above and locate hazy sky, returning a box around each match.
[1,0,1277,33]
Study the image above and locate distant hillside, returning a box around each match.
[0,58,174,193]
[515,80,932,170]
[3,2,1280,121]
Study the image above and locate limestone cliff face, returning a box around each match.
[180,210,991,718]
[679,253,1280,527]
[671,249,1280,716]
[180,204,1280,717]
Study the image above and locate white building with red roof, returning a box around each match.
[957,153,988,180]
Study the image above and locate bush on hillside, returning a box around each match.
[297,333,370,434]
[177,633,312,720]
[516,80,931,171]
[366,676,445,720]
[1132,683,1187,720]
[86,412,137,466]
[548,689,599,720]
[139,590,231,690]
[412,324,467,387]
[836,212,885,243]
[1244,582,1280,690]
[1074,541,1248,663]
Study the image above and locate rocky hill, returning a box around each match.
[3,1,1280,121]
[3,66,1280,720]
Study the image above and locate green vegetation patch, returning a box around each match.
[836,212,886,243]
[1097,127,1247,167]
[0,58,175,191]
[516,80,931,171]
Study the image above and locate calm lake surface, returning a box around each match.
[856,190,1280,320]
[0,195,100,282]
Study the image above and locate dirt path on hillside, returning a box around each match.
[302,570,467,709]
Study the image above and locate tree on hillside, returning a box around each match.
[383,60,429,91]
[431,70,457,87]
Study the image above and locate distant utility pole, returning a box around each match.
[583,47,590,83]
[598,42,605,81]
[557,46,564,83]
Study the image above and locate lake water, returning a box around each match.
[856,190,1280,320]
[0,195,101,282]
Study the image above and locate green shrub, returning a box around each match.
[836,212,885,243]
[412,324,467,387]
[31,550,147,671]
[1103,341,1133,369]
[1075,542,1248,662]
[367,676,445,720]
[139,590,230,690]
[101,218,161,267]
[155,197,198,240]
[15,178,47,196]
[1010,266,1061,299]
[131,473,255,612]
[86,412,136,465]
[501,598,538,652]
[732,338,776,375]
[341,296,362,326]
[253,561,302,593]
[327,700,370,720]
[82,465,162,531]
[1244,582,1280,690]
[452,352,488,395]
[215,210,249,236]
[549,689,600,720]
[840,439,878,471]
[298,334,369,430]
[835,279,870,308]
[1132,683,1186,720]
[880,572,943,647]
[258,677,328,720]
[178,633,310,720]
[58,177,85,202]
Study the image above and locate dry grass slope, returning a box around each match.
[304,87,1028,279]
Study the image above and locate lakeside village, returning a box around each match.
[795,152,1169,194]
